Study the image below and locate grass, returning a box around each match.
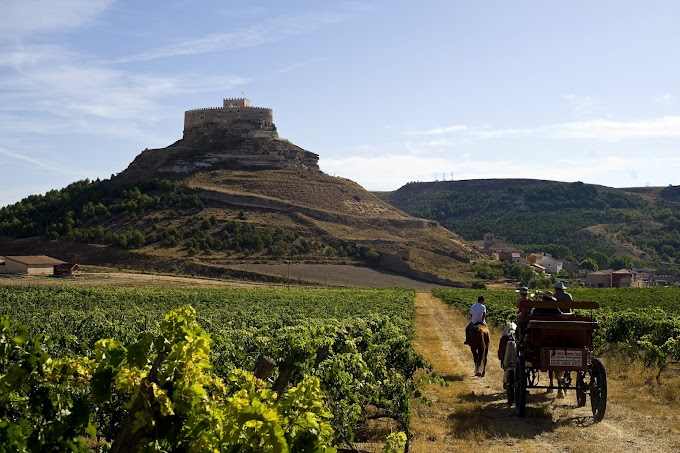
[606,354,680,432]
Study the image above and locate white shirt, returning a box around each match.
[470,302,486,324]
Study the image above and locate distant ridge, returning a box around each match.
[379,178,680,266]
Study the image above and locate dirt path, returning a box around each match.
[409,292,680,453]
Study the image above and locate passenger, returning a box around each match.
[516,286,531,328]
[515,286,532,341]
[531,290,561,316]
[464,296,487,345]
[554,281,574,314]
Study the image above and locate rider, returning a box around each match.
[464,296,487,345]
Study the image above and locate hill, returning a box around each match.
[379,179,680,268]
[0,98,481,284]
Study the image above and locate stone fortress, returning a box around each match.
[183,98,279,139]
[109,96,322,179]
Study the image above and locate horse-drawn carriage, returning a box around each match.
[504,299,607,421]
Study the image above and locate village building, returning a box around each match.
[54,263,81,276]
[586,268,655,288]
[541,257,563,274]
[611,268,639,287]
[586,269,613,288]
[0,255,66,275]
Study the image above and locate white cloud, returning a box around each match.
[0,43,248,137]
[403,115,680,145]
[557,116,680,140]
[321,152,680,191]
[0,147,79,174]
[117,11,349,62]
[406,125,468,136]
[0,0,114,37]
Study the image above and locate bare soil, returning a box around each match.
[408,292,680,452]
[0,265,445,290]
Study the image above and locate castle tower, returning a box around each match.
[183,97,278,139]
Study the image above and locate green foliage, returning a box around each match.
[0,286,431,449]
[0,179,373,263]
[0,178,198,243]
[584,250,610,270]
[472,262,503,280]
[0,306,338,451]
[580,258,599,271]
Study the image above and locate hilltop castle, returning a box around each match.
[183,98,279,139]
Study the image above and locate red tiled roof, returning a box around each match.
[5,255,66,265]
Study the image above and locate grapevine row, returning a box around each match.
[0,286,430,451]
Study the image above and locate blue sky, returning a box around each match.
[2,0,680,207]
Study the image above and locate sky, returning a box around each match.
[2,0,680,207]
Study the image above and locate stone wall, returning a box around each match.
[183,98,276,139]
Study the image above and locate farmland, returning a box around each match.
[0,285,426,451]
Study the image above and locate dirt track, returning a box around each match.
[409,292,680,452]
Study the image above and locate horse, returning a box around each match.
[548,370,569,398]
[468,323,490,377]
[498,322,518,387]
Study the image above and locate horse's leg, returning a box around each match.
[471,347,480,376]
[481,344,488,377]
[547,370,554,393]
[557,372,566,398]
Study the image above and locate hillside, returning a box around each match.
[379,179,680,267]
[0,121,480,284]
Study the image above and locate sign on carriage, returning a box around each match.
[549,349,583,367]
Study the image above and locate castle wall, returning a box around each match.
[184,106,274,129]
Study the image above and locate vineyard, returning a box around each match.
[433,287,680,381]
[0,286,430,451]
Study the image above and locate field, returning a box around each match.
[3,281,680,451]
[0,285,426,451]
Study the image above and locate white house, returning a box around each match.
[541,257,563,274]
[0,255,65,275]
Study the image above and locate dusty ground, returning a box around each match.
[225,263,446,290]
[0,265,445,290]
[407,292,680,453]
[0,271,263,288]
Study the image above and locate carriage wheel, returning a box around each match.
[575,371,587,407]
[506,369,515,405]
[590,358,607,421]
[515,354,526,417]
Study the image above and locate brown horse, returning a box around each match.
[468,323,490,377]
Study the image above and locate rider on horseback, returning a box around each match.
[464,296,487,345]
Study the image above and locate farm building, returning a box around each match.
[586,269,613,288]
[0,255,66,275]
[54,263,81,276]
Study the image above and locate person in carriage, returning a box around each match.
[464,296,487,345]
[515,286,532,341]
[530,290,561,315]
[554,281,573,315]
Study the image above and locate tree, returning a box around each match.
[610,254,634,270]
[580,258,598,271]
[365,248,380,265]
[584,250,610,270]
